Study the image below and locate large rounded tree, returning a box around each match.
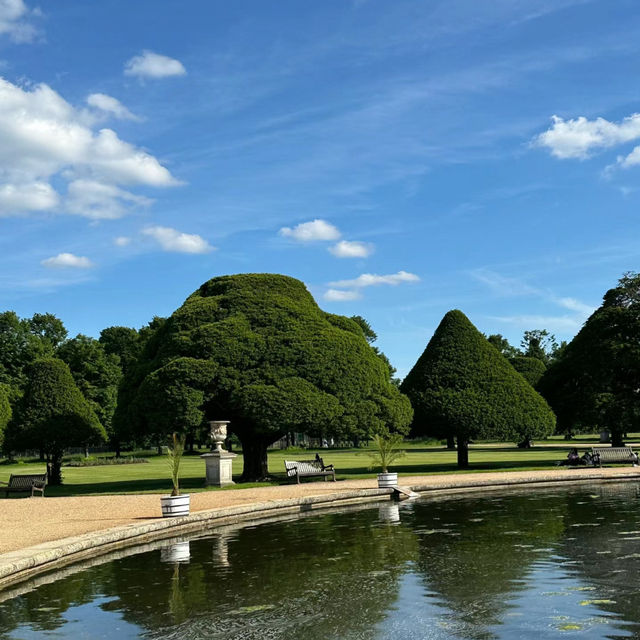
[401,310,555,468]
[539,273,640,446]
[116,274,412,480]
[6,358,105,484]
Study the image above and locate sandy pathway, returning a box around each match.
[1,467,639,555]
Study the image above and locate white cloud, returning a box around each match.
[330,270,420,288]
[0,76,178,219]
[142,225,214,254]
[329,240,374,258]
[41,253,94,269]
[323,288,362,302]
[556,296,594,315]
[0,181,59,215]
[87,93,139,121]
[279,219,341,242]
[469,269,541,297]
[124,51,186,79]
[114,236,131,247]
[491,314,585,332]
[0,0,38,43]
[66,179,152,220]
[534,114,640,160]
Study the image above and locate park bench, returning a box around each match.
[284,458,336,483]
[591,447,638,467]
[0,473,47,497]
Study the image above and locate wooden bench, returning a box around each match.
[591,447,639,467]
[284,458,336,483]
[0,473,47,497]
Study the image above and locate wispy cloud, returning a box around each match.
[41,253,94,269]
[323,288,362,302]
[471,268,595,333]
[124,51,186,79]
[0,0,41,43]
[279,219,340,242]
[330,270,420,288]
[142,226,214,254]
[328,240,374,258]
[87,93,140,121]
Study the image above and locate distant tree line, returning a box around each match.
[1,271,638,481]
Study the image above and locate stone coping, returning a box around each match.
[1,468,639,591]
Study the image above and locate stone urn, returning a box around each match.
[201,420,237,487]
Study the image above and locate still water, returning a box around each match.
[2,482,640,639]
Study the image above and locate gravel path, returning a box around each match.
[1,467,638,555]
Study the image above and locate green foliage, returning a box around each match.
[401,310,556,465]
[0,311,63,388]
[64,456,148,467]
[350,315,377,343]
[0,383,11,450]
[520,329,558,365]
[6,358,105,484]
[99,326,142,374]
[57,335,122,438]
[539,272,640,444]
[486,333,520,359]
[167,432,186,496]
[368,433,406,473]
[509,356,546,387]
[116,273,412,479]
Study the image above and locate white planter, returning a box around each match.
[161,494,190,518]
[160,541,191,563]
[377,472,398,488]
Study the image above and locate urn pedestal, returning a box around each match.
[201,420,236,487]
[201,450,237,487]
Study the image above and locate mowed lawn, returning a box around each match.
[1,436,638,497]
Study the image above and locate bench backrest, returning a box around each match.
[284,459,322,477]
[592,447,635,461]
[8,473,47,488]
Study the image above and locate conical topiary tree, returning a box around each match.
[400,310,555,468]
[115,273,413,481]
[508,356,546,388]
[6,358,105,484]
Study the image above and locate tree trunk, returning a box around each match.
[457,438,469,469]
[114,440,121,458]
[611,430,624,448]
[84,446,89,459]
[47,452,63,485]
[446,435,456,450]
[39,448,45,462]
[240,437,269,481]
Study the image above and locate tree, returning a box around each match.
[509,356,546,388]
[486,333,520,359]
[6,358,105,484]
[520,329,558,365]
[99,326,142,374]
[116,274,412,480]
[350,315,377,344]
[0,311,54,387]
[539,272,640,446]
[57,335,122,443]
[26,313,68,350]
[0,383,11,450]
[401,310,555,468]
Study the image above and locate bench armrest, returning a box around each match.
[32,480,47,488]
[0,481,8,486]
[322,464,334,471]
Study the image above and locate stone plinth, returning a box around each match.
[201,450,237,487]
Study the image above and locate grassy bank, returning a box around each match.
[2,435,637,497]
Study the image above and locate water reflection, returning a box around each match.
[1,483,640,639]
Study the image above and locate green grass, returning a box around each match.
[1,435,637,497]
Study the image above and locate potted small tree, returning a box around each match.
[161,433,190,517]
[369,433,406,488]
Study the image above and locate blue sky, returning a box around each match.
[1,0,639,377]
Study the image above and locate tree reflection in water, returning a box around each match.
[2,485,640,639]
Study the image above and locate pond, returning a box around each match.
[1,482,640,639]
